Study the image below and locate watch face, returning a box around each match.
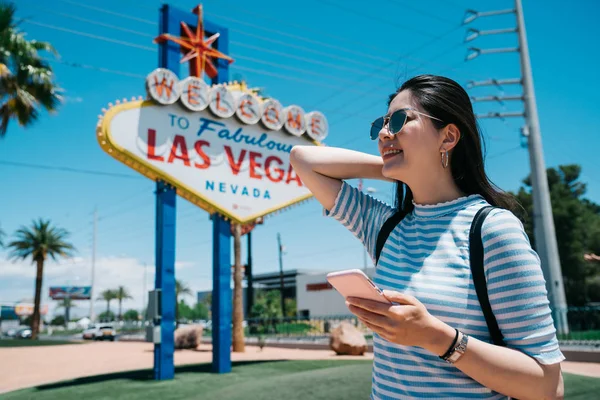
[209,85,236,118]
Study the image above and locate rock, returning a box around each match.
[329,321,367,356]
[174,325,203,350]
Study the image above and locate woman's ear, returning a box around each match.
[440,123,461,152]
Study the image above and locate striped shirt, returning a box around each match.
[326,182,564,400]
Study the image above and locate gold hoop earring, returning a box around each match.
[441,150,449,168]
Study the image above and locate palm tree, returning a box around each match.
[175,279,192,327]
[56,297,74,327]
[7,219,74,339]
[0,2,62,137]
[98,289,117,319]
[115,286,132,321]
[232,224,245,352]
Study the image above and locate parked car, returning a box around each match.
[82,324,116,341]
[15,327,32,339]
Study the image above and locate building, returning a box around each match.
[296,268,375,318]
[197,267,375,319]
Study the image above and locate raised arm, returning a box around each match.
[289,145,388,211]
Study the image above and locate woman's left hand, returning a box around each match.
[346,290,451,354]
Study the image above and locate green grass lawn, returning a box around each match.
[3,360,600,400]
[558,330,600,341]
[0,339,82,347]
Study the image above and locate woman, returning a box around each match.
[290,75,564,400]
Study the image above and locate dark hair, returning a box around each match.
[389,74,516,213]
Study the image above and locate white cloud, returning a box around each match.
[0,255,212,320]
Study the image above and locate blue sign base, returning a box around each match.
[154,180,176,380]
[212,214,232,373]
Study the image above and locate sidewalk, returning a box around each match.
[1,341,599,394]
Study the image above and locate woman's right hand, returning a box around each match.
[289,146,388,211]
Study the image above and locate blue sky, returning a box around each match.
[1,0,599,317]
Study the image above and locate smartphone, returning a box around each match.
[326,269,392,304]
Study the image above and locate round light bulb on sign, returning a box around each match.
[261,99,285,131]
[146,68,181,105]
[209,85,236,118]
[180,77,210,112]
[234,92,262,125]
[305,111,328,142]
[283,105,307,137]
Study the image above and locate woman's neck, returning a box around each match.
[409,171,465,206]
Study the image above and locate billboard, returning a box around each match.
[49,286,92,300]
[97,76,327,224]
[14,303,49,316]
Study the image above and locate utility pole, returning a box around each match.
[464,0,569,334]
[246,231,254,317]
[89,208,97,322]
[277,233,286,317]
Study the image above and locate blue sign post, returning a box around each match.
[154,3,232,380]
[154,180,176,380]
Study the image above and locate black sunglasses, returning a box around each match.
[370,108,443,140]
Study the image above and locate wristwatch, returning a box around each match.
[446,333,469,364]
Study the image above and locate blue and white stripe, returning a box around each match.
[326,182,564,399]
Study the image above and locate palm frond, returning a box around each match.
[0,3,61,137]
[7,218,75,263]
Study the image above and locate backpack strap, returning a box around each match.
[469,206,506,347]
[375,210,406,265]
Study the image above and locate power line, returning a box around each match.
[24,20,155,52]
[40,1,474,82]
[381,0,458,25]
[52,59,146,79]
[194,0,467,73]
[57,0,156,25]
[0,160,141,179]
[487,146,523,160]
[206,12,400,65]
[36,7,154,38]
[27,19,384,97]
[329,40,468,149]
[316,0,437,39]
[231,41,386,77]
[308,23,465,109]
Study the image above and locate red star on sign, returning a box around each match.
[154,5,234,79]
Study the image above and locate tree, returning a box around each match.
[98,310,115,322]
[56,297,75,326]
[200,292,212,319]
[7,218,74,339]
[123,309,139,321]
[177,300,194,322]
[193,302,209,320]
[251,290,283,320]
[232,224,245,352]
[50,315,65,326]
[512,165,600,305]
[0,223,5,247]
[0,2,62,137]
[284,298,297,318]
[98,289,117,315]
[115,286,132,321]
[175,279,192,327]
